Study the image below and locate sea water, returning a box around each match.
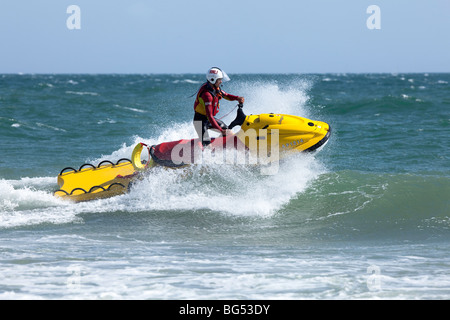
[0,73,449,299]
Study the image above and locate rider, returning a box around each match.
[193,67,244,146]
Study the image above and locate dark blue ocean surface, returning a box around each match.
[0,73,449,299]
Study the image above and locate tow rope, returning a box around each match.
[218,104,239,121]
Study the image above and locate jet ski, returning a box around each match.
[54,104,331,202]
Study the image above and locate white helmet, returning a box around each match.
[206,67,230,84]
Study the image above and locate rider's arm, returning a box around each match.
[203,92,224,132]
[222,91,244,104]
[221,91,240,101]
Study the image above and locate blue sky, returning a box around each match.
[0,0,449,74]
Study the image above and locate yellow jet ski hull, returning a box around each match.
[237,113,331,160]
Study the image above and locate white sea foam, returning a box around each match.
[113,104,146,113]
[0,178,77,228]
[36,122,67,132]
[234,79,313,118]
[94,151,326,218]
[65,91,99,96]
[172,79,201,84]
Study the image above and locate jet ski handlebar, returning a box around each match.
[228,103,247,130]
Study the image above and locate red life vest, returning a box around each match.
[194,82,223,116]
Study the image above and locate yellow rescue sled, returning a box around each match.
[54,159,136,202]
[54,143,154,202]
